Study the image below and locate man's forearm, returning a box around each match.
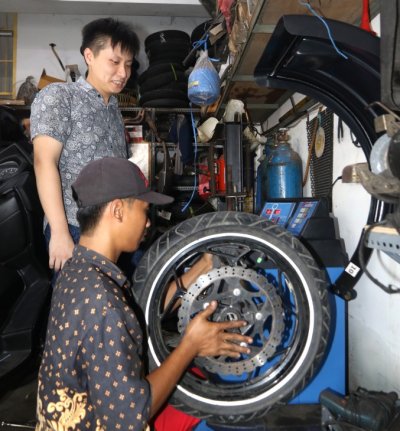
[34,160,69,235]
[164,254,213,309]
[146,338,195,417]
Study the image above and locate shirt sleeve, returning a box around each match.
[78,307,152,431]
[30,83,72,145]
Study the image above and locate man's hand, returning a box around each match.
[146,299,252,415]
[48,231,74,271]
[183,300,252,358]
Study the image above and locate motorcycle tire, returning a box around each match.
[133,211,331,423]
[145,30,190,50]
[137,63,185,85]
[146,40,190,59]
[139,71,186,93]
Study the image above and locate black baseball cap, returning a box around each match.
[72,157,174,207]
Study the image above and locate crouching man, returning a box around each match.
[35,157,252,431]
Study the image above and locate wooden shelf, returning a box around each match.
[215,0,380,123]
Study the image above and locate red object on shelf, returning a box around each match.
[215,155,226,193]
[218,0,235,32]
[360,0,376,35]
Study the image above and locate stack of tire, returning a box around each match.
[138,30,191,108]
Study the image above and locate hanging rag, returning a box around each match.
[168,114,194,166]
[218,0,235,32]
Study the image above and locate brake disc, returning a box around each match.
[177,265,284,375]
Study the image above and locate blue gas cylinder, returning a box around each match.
[265,129,303,199]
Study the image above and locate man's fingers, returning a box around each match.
[219,319,248,331]
[200,300,218,317]
[223,332,253,345]
[49,256,63,272]
[219,340,251,357]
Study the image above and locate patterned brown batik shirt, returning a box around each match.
[36,245,151,431]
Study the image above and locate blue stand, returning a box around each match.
[195,267,346,431]
[196,199,347,430]
[290,267,346,404]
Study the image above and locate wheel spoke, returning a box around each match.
[160,273,186,321]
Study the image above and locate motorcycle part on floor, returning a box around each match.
[320,387,400,431]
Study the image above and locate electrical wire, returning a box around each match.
[358,221,400,294]
[299,0,349,60]
[331,175,342,188]
[181,103,198,213]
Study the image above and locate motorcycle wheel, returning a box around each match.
[133,211,331,423]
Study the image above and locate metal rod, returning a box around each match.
[0,421,35,429]
[49,43,65,72]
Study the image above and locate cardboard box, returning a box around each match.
[37,69,65,90]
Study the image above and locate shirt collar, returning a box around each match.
[73,244,128,288]
[77,76,118,106]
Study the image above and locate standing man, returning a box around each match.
[35,157,253,431]
[30,17,139,272]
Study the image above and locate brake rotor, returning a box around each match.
[178,266,284,375]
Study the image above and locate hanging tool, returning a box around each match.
[49,43,65,71]
[337,117,344,142]
[49,43,80,82]
[303,107,323,187]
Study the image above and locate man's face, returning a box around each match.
[122,199,150,252]
[84,40,133,101]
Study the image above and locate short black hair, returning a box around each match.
[76,197,136,234]
[76,203,108,235]
[80,17,140,58]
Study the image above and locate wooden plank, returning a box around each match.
[214,0,380,119]
[236,32,271,76]
[226,81,283,102]
[259,0,380,25]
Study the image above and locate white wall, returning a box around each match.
[262,54,400,395]
[343,15,400,394]
[15,13,204,91]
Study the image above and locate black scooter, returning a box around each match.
[0,107,51,395]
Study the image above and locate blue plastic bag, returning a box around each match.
[188,50,220,106]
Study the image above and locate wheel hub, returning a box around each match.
[178,265,285,375]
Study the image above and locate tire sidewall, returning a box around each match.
[133,212,330,418]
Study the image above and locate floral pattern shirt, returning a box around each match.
[30,78,127,227]
[35,245,151,431]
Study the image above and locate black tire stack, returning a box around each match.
[138,30,191,108]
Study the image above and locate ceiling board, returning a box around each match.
[0,0,210,17]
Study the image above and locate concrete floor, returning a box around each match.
[0,372,323,431]
[2,376,399,431]
[0,371,37,430]
[0,377,324,431]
